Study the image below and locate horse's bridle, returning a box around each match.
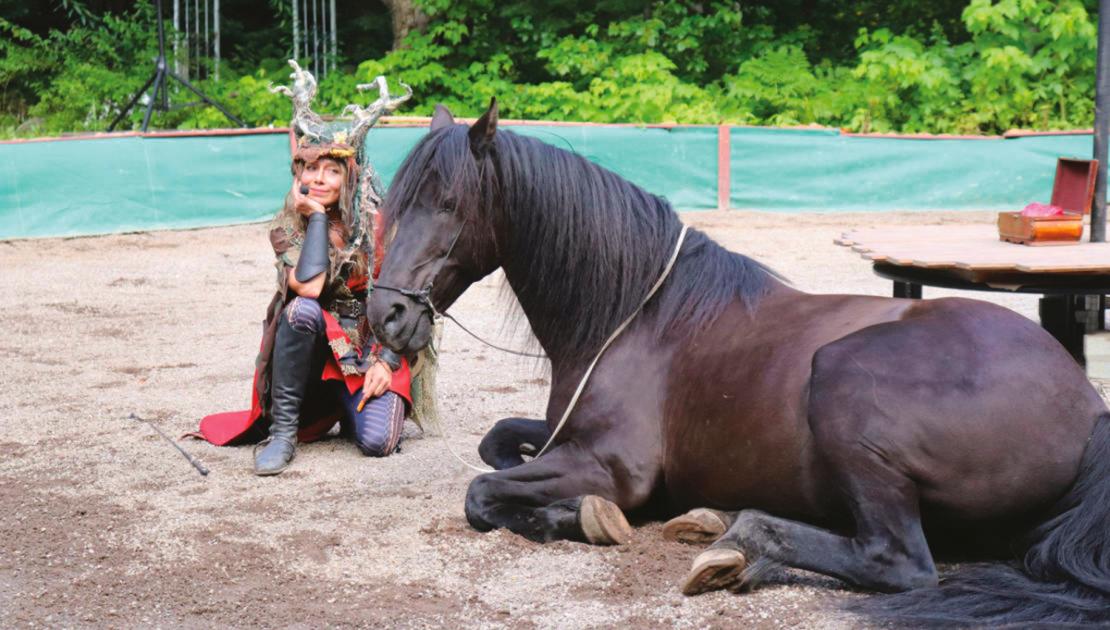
[372,219,547,359]
[373,218,468,318]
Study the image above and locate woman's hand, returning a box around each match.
[359,360,393,410]
[291,180,326,217]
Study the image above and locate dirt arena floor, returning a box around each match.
[0,210,1085,628]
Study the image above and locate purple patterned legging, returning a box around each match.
[332,382,406,457]
[284,296,405,457]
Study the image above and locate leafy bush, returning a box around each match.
[1,5,161,135]
[0,0,1100,136]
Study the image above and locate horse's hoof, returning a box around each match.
[662,508,733,544]
[681,547,747,596]
[580,495,633,545]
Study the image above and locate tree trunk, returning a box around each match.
[382,0,429,51]
[329,0,337,75]
[292,0,300,62]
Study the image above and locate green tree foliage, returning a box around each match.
[0,4,158,134]
[0,0,1101,136]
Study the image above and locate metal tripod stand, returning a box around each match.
[108,0,244,131]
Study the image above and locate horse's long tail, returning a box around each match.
[854,413,1110,627]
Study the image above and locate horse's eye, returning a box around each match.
[438,206,454,214]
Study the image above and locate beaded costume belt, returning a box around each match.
[332,299,365,318]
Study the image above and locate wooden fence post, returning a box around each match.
[717,124,731,211]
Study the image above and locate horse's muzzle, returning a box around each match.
[368,291,434,354]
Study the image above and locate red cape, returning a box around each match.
[196,308,411,446]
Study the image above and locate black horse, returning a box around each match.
[368,101,1110,626]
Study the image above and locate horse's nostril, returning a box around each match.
[384,302,406,326]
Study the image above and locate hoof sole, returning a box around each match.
[662,508,731,545]
[580,495,632,545]
[681,548,747,596]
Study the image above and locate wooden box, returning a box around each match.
[998,211,1084,245]
[998,157,1098,245]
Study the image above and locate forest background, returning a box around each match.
[0,0,1100,138]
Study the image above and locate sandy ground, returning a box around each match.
[0,210,1070,628]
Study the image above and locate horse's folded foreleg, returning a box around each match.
[465,440,654,544]
[477,417,552,470]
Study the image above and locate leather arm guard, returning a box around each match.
[294,213,329,283]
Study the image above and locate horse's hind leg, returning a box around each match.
[684,359,939,595]
[477,417,551,470]
[682,478,937,595]
[466,440,655,544]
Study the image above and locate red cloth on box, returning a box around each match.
[1021,202,1064,217]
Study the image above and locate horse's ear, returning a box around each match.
[468,98,498,157]
[430,104,454,131]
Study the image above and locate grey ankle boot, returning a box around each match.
[254,315,319,476]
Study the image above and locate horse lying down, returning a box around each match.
[368,101,1110,627]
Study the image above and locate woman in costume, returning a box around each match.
[252,142,411,474]
[197,62,419,475]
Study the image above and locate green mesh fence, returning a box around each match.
[0,125,1098,240]
[0,126,719,240]
[729,128,1095,211]
[0,133,293,239]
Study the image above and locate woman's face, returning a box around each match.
[299,158,345,208]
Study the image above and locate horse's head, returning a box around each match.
[368,100,503,354]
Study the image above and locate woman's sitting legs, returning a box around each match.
[254,297,326,476]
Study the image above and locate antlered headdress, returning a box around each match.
[269,59,411,218]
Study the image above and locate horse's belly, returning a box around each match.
[659,385,836,522]
[655,295,890,521]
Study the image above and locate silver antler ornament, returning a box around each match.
[343,76,413,150]
[268,60,324,142]
[346,76,412,211]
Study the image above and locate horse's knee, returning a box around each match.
[478,420,519,469]
[464,475,498,532]
[283,297,324,335]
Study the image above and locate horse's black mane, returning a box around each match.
[385,124,777,365]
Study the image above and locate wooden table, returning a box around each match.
[836,223,1110,365]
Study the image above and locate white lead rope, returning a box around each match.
[533,224,688,458]
[437,224,689,473]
